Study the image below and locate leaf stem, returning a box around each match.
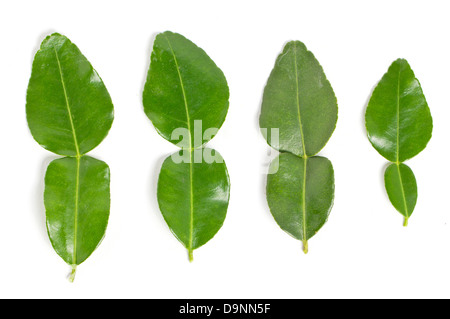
[68,265,77,283]
[302,240,308,254]
[404,217,409,227]
[188,249,193,262]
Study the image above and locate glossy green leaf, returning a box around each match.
[144,31,231,261]
[45,156,110,279]
[26,33,114,157]
[157,149,230,261]
[143,31,229,149]
[267,153,334,253]
[365,59,432,225]
[26,33,113,281]
[365,59,432,162]
[384,163,417,226]
[260,40,338,157]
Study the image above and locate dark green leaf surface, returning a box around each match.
[143,31,229,149]
[384,163,417,226]
[266,153,334,253]
[44,156,110,271]
[260,41,338,157]
[157,148,230,261]
[365,59,432,162]
[26,33,114,156]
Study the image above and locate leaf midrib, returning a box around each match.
[293,43,308,247]
[54,48,80,157]
[163,34,195,258]
[395,69,409,220]
[54,48,81,266]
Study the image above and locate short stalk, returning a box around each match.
[302,240,309,254]
[188,249,193,262]
[68,265,77,283]
[404,217,409,227]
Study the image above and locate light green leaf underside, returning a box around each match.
[260,40,338,157]
[266,153,334,244]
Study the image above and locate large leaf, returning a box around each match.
[384,163,417,226]
[157,148,230,261]
[365,59,432,162]
[44,156,110,281]
[260,41,338,157]
[143,31,229,149]
[27,33,113,281]
[26,33,114,156]
[366,59,432,225]
[266,153,334,253]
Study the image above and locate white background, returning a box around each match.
[0,0,448,299]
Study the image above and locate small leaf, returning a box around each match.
[26,33,114,157]
[365,59,432,162]
[44,156,110,268]
[143,31,229,149]
[384,163,417,226]
[157,149,230,261]
[260,41,338,157]
[266,153,334,253]
[144,32,231,261]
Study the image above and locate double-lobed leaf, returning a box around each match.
[143,31,229,149]
[365,59,432,224]
[260,41,337,253]
[143,31,230,261]
[26,33,113,280]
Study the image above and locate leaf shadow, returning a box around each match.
[254,41,291,220]
[361,82,377,136]
[140,32,159,104]
[362,81,391,198]
[147,152,171,228]
[33,154,59,244]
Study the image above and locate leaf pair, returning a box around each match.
[365,59,433,226]
[260,41,338,253]
[143,31,230,261]
[26,33,114,281]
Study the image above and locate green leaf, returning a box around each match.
[365,59,432,163]
[266,153,334,253]
[365,59,432,225]
[143,31,229,149]
[260,40,338,157]
[44,156,110,279]
[157,148,230,261]
[27,33,113,281]
[384,163,417,226]
[26,33,114,157]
